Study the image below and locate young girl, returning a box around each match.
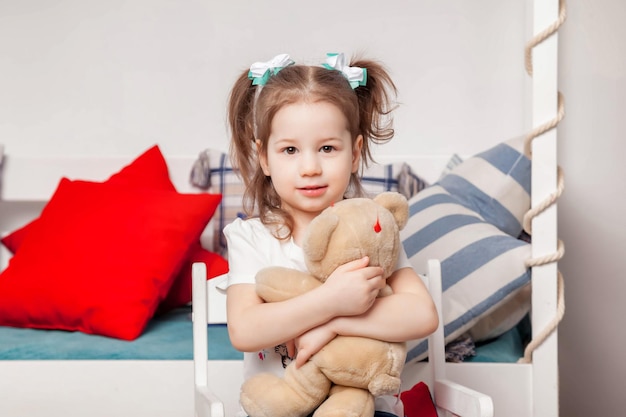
[224,53,439,417]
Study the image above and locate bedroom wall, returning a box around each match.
[0,0,527,158]
[558,1,625,416]
[0,0,623,415]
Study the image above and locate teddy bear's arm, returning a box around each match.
[256,266,322,303]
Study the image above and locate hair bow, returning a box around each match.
[323,53,367,89]
[248,53,295,86]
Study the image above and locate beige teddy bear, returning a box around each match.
[240,192,410,417]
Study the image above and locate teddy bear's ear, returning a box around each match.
[373,192,409,230]
[303,212,340,262]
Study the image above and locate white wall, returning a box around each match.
[558,1,626,415]
[0,0,624,414]
[0,0,214,157]
[0,0,527,158]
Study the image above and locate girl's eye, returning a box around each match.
[320,145,334,153]
[283,147,297,155]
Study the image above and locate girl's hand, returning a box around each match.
[295,323,337,368]
[285,339,297,359]
[322,256,385,317]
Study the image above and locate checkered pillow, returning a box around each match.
[360,162,428,199]
[190,149,428,256]
[189,150,247,256]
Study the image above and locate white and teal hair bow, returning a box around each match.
[248,53,295,86]
[323,53,367,89]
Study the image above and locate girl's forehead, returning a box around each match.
[266,101,352,145]
[271,101,349,129]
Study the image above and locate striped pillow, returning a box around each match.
[401,137,532,363]
[437,138,530,237]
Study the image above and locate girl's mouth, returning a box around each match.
[298,185,327,197]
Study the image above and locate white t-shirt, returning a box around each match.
[224,217,410,414]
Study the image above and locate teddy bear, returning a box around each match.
[240,191,410,417]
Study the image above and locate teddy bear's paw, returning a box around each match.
[312,386,375,417]
[240,373,306,417]
[313,406,374,417]
[256,267,321,302]
[367,374,401,397]
[241,365,332,417]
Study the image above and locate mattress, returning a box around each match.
[0,306,528,362]
[0,306,241,360]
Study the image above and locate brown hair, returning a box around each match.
[227,55,398,239]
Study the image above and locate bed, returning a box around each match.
[0,1,564,416]
[0,146,519,416]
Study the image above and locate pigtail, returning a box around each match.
[227,70,261,215]
[351,57,398,167]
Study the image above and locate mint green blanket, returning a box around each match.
[0,306,242,360]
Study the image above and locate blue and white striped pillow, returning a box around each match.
[437,139,530,237]
[401,137,532,363]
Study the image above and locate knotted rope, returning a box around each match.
[524,0,568,76]
[517,0,567,364]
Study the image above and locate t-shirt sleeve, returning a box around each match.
[223,218,271,287]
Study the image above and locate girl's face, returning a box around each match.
[259,100,362,227]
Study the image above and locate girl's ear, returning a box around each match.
[352,135,363,173]
[256,139,270,176]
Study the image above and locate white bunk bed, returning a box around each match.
[0,152,492,417]
[0,1,565,416]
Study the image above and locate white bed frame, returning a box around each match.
[0,1,563,415]
[0,153,492,417]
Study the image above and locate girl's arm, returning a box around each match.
[295,266,438,366]
[227,256,387,353]
[332,266,439,341]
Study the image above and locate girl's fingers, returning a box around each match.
[286,339,297,358]
[335,256,369,272]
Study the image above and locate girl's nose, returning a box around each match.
[299,151,322,176]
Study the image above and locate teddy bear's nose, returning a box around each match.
[374,217,382,233]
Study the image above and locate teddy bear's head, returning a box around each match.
[302,192,409,282]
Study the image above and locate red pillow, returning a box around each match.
[399,382,438,417]
[156,242,229,314]
[0,224,27,254]
[2,226,229,315]
[0,145,217,311]
[0,178,221,340]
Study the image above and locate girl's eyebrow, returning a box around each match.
[272,136,343,145]
[271,137,297,146]
[318,137,347,145]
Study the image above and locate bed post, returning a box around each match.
[529,0,561,416]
